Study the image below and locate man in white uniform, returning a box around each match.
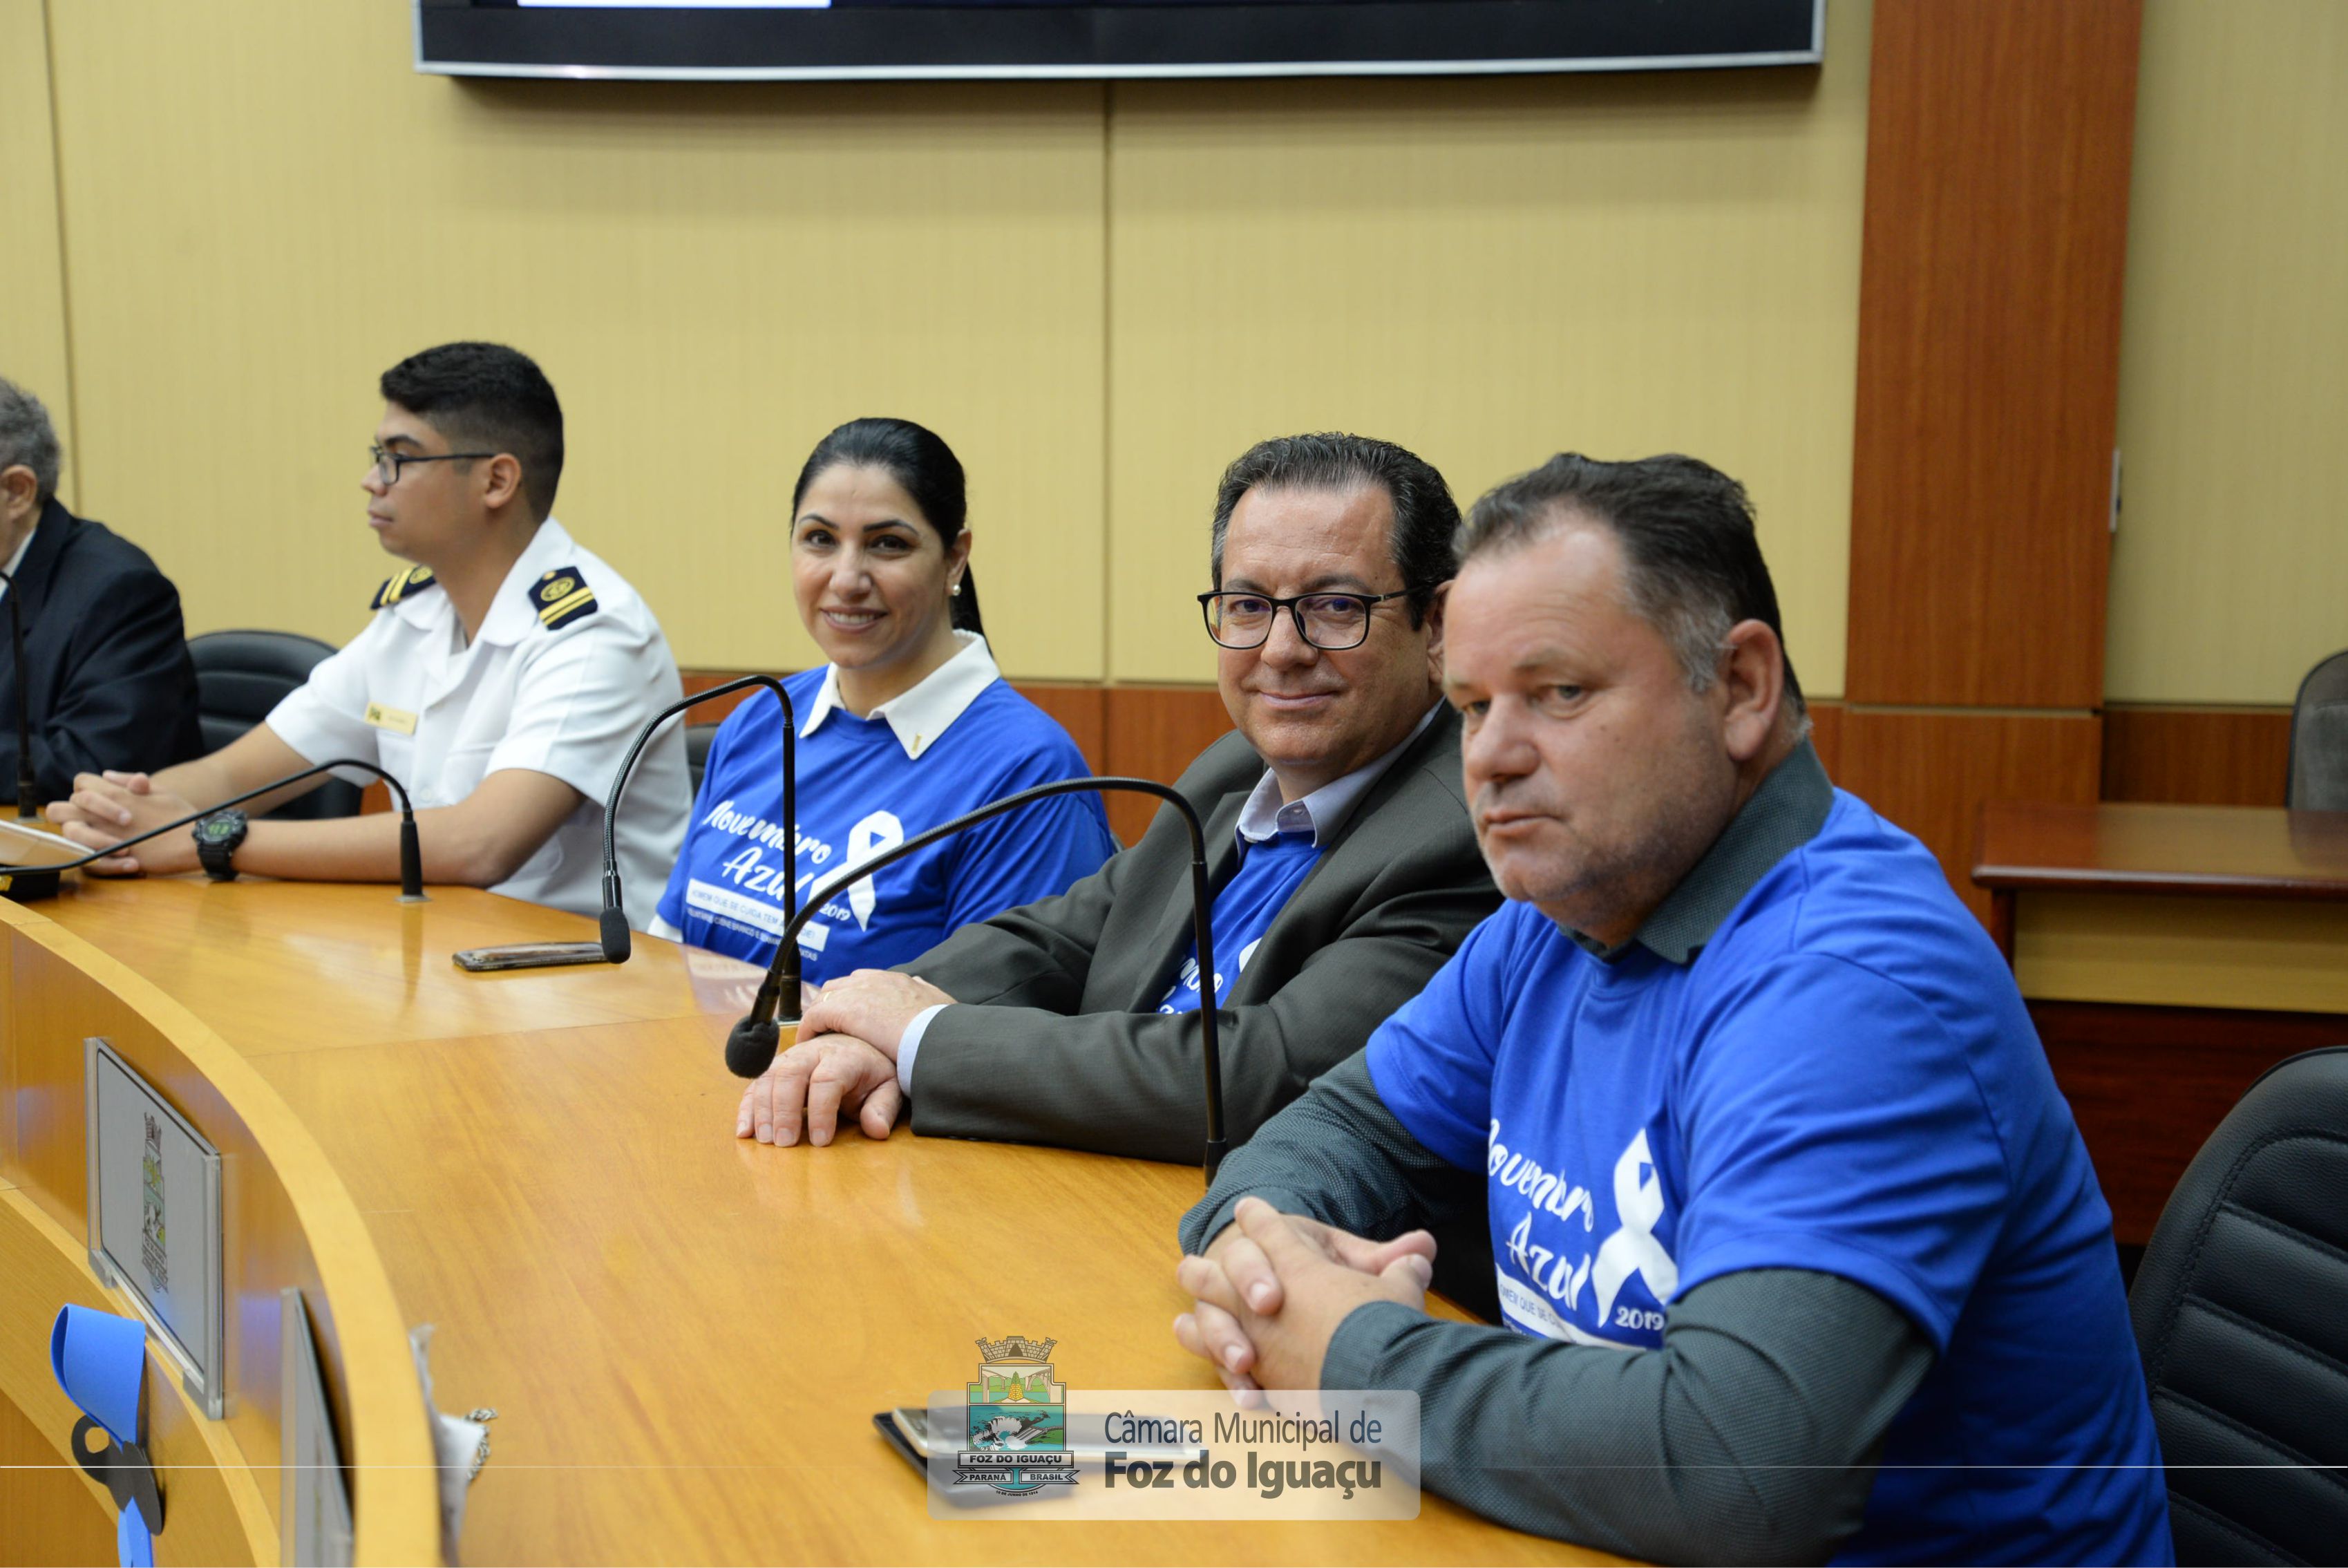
[49,342,688,924]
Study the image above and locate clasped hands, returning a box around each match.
[42,771,200,876]
[733,968,951,1146]
[1173,1197,1436,1392]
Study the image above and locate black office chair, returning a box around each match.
[685,721,721,796]
[2128,1045,2348,1565]
[187,630,363,820]
[2287,649,2348,811]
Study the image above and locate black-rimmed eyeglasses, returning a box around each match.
[1197,589,1411,651]
[369,444,497,488]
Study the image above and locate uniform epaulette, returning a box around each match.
[532,566,599,631]
[370,565,438,610]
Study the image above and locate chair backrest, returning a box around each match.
[685,721,721,796]
[2287,648,2348,810]
[2129,1045,2348,1565]
[187,630,363,820]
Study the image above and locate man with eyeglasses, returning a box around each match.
[48,341,690,925]
[738,431,1502,1170]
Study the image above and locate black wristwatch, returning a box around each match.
[193,809,249,882]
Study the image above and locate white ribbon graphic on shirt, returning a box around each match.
[1591,1128,1679,1323]
[826,809,904,930]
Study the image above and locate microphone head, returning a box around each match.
[726,1017,783,1079]
[598,905,633,965]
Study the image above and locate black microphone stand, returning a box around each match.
[1,565,38,821]
[0,757,426,903]
[597,674,795,963]
[724,775,1231,1182]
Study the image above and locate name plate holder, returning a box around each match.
[83,1037,226,1419]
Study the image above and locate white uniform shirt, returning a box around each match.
[265,518,690,926]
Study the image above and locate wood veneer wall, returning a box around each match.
[1839,0,2143,922]
[2101,704,2294,807]
[2032,999,2348,1244]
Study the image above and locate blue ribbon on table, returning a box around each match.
[50,1304,165,1566]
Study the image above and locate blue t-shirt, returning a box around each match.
[1367,790,2172,1566]
[1157,830,1323,1013]
[656,670,1116,987]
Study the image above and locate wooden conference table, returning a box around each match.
[1,875,1618,1565]
[1973,800,2348,1243]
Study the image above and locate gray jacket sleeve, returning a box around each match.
[1178,1050,1482,1254]
[904,760,1498,1164]
[1180,1055,1937,1566]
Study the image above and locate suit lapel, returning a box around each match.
[10,499,76,623]
[1225,706,1457,1005]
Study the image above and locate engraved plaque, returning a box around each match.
[84,1037,225,1417]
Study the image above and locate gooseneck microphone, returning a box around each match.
[0,757,426,899]
[0,565,36,820]
[597,674,795,963]
[724,775,1231,1182]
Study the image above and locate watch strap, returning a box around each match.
[195,809,248,882]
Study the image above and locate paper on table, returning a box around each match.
[409,1325,489,1565]
[0,813,82,867]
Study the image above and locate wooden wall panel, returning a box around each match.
[1846,0,2142,708]
[1010,683,1108,775]
[680,668,778,728]
[1103,686,1234,845]
[1806,699,1844,782]
[2032,999,2348,1245]
[2101,704,2291,807]
[1836,710,2102,924]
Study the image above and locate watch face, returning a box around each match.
[198,817,238,844]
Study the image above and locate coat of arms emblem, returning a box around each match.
[957,1334,1074,1495]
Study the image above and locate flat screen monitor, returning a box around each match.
[415,1,1825,82]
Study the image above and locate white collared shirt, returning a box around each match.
[1231,700,1446,849]
[796,630,998,759]
[265,517,690,925]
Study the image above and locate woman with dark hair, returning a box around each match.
[650,417,1115,983]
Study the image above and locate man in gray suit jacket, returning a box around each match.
[737,433,1501,1163]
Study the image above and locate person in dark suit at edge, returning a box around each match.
[0,376,204,806]
[737,432,1503,1164]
